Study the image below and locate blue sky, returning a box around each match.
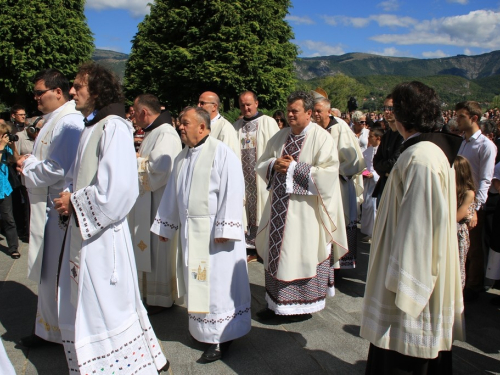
[85,0,500,59]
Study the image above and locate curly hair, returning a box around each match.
[391,81,441,133]
[76,62,124,110]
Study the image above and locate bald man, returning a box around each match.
[198,91,240,158]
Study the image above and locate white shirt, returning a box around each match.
[458,129,497,209]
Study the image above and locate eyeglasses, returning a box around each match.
[359,121,367,124]
[383,106,394,112]
[33,88,55,97]
[275,118,284,123]
[198,101,215,106]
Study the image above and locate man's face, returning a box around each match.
[198,93,217,118]
[178,109,202,147]
[456,108,475,132]
[368,131,380,147]
[239,93,258,118]
[132,99,147,128]
[383,99,394,123]
[12,109,26,124]
[287,100,311,133]
[69,75,93,116]
[313,103,330,127]
[33,79,60,114]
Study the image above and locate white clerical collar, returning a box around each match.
[403,132,421,143]
[211,113,221,125]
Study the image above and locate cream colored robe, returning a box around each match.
[211,115,240,159]
[328,117,365,223]
[360,140,465,359]
[255,123,348,281]
[129,122,182,307]
[234,114,279,230]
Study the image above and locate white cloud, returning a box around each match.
[422,49,448,58]
[368,47,411,57]
[85,0,150,17]
[447,0,468,4]
[370,10,500,50]
[286,15,315,25]
[322,14,417,28]
[378,0,400,12]
[463,48,474,55]
[299,40,345,56]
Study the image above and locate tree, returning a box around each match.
[124,0,298,112]
[0,0,93,107]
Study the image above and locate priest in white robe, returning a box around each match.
[197,91,240,158]
[313,97,365,269]
[360,81,464,374]
[54,63,168,374]
[128,94,182,314]
[360,127,382,239]
[233,91,280,259]
[255,91,348,319]
[17,69,84,347]
[151,107,251,362]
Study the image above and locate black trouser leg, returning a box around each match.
[0,194,19,253]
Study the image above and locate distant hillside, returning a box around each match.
[92,49,128,79]
[295,50,500,80]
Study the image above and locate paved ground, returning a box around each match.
[1,233,500,374]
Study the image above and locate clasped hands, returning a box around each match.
[273,155,294,174]
[54,192,73,216]
[159,236,229,243]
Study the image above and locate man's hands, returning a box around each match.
[54,192,73,216]
[16,154,29,173]
[159,236,169,242]
[273,155,294,174]
[469,210,478,229]
[158,236,229,244]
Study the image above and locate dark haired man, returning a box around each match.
[255,91,347,320]
[361,81,464,373]
[17,68,83,348]
[10,104,26,133]
[152,107,251,362]
[372,95,403,205]
[128,93,182,315]
[54,63,168,373]
[456,101,497,301]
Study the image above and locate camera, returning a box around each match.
[6,133,19,142]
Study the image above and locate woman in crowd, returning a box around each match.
[0,122,20,259]
[351,110,370,151]
[454,155,476,289]
[272,110,288,129]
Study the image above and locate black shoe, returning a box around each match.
[20,334,50,348]
[255,307,276,320]
[158,360,170,373]
[201,341,233,362]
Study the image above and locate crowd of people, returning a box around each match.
[1,62,500,375]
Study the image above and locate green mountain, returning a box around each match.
[294,50,500,80]
[91,49,128,79]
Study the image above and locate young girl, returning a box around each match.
[454,155,476,289]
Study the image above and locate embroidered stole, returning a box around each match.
[175,137,219,313]
[27,101,79,282]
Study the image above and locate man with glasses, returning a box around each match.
[197,91,240,158]
[372,94,403,206]
[234,91,279,262]
[16,68,84,348]
[10,104,27,133]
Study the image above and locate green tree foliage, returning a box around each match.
[491,95,500,109]
[124,0,298,112]
[0,0,93,106]
[297,74,368,112]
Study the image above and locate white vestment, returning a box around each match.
[234,114,279,248]
[128,119,182,308]
[327,117,365,269]
[22,100,83,343]
[151,137,251,344]
[256,123,348,315]
[0,339,15,375]
[360,145,379,237]
[360,139,465,359]
[211,114,240,159]
[58,108,167,374]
